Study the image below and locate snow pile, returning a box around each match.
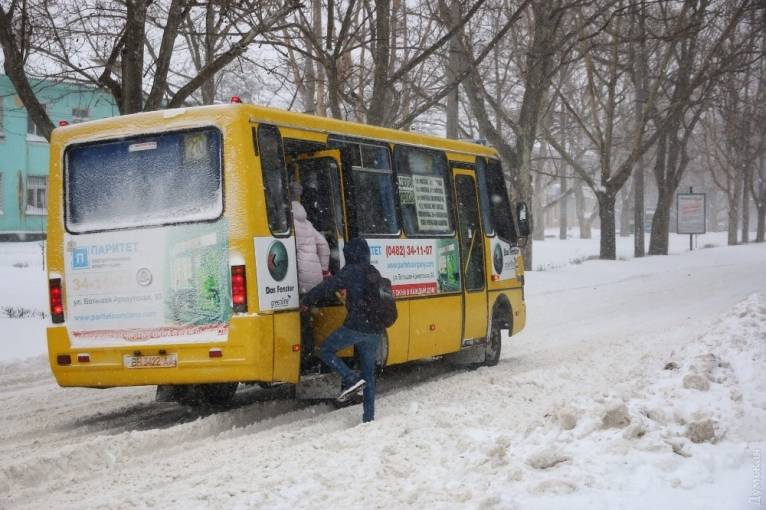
[516,292,766,508]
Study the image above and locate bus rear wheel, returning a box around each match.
[172,383,239,406]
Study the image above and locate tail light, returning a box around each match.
[49,278,64,323]
[231,265,247,313]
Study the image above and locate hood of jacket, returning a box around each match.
[343,237,370,265]
[292,201,308,223]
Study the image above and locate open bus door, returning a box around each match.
[452,170,488,345]
[294,150,347,273]
[292,150,353,366]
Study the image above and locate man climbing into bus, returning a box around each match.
[301,238,394,423]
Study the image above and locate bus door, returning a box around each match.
[295,150,347,273]
[452,170,488,344]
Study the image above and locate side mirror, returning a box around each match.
[515,202,531,238]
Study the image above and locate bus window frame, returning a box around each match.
[393,144,456,239]
[327,135,401,239]
[63,125,225,235]
[254,124,292,238]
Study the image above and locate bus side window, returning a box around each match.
[394,146,454,236]
[484,158,516,243]
[329,139,398,237]
[475,157,495,236]
[256,125,290,235]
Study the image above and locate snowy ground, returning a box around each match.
[0,233,764,509]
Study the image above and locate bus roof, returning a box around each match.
[51,103,500,159]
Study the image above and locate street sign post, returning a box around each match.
[677,188,706,251]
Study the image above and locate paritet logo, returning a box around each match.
[267,240,289,282]
[72,248,89,269]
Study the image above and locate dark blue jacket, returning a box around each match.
[302,238,384,334]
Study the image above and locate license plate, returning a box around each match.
[123,354,178,369]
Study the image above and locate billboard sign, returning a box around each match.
[677,193,706,235]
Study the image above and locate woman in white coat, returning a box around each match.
[291,182,331,294]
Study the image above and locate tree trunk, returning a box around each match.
[634,157,645,256]
[121,0,148,114]
[532,168,545,241]
[445,1,460,139]
[727,173,742,245]
[0,6,55,140]
[755,206,765,242]
[201,3,216,105]
[597,191,617,260]
[326,60,343,119]
[367,0,391,126]
[648,187,673,255]
[313,0,326,116]
[619,186,632,237]
[559,101,568,240]
[741,164,751,243]
[574,180,590,239]
[728,203,739,245]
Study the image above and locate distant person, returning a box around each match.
[291,182,330,294]
[301,238,391,423]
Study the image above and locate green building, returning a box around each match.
[0,74,117,240]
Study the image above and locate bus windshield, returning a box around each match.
[65,127,223,233]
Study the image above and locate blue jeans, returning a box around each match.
[317,326,381,423]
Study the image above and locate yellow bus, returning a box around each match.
[46,103,529,405]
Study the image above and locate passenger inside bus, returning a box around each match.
[290,181,330,294]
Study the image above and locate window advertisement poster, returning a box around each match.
[366,238,461,297]
[254,236,299,311]
[64,222,231,347]
[412,175,451,232]
[677,193,706,234]
[491,238,518,281]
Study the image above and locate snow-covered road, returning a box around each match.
[1,241,764,509]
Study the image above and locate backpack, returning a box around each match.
[362,265,398,328]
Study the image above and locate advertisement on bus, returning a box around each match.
[64,222,231,347]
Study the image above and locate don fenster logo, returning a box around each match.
[267,240,289,282]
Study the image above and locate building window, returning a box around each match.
[25,175,47,215]
[72,107,89,123]
[27,105,48,141]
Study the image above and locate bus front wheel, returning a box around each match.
[484,310,509,367]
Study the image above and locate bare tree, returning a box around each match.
[0,1,300,141]
[453,0,582,268]
[646,0,756,255]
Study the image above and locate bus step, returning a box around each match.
[296,372,341,400]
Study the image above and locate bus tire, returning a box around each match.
[174,383,239,406]
[200,383,239,405]
[484,307,510,367]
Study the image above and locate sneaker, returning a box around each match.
[337,379,366,402]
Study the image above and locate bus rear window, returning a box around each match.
[65,127,223,233]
